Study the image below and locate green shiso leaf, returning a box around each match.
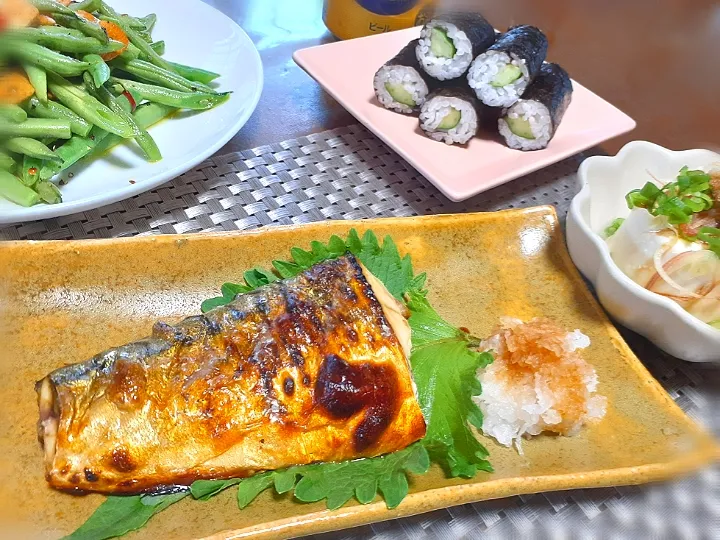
[228,443,430,511]
[406,291,493,477]
[190,478,242,501]
[65,492,188,540]
[237,473,274,509]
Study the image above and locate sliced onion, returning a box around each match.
[648,248,720,300]
[686,283,720,323]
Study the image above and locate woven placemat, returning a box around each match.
[2,124,717,539]
[0,124,583,240]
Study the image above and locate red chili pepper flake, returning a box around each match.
[459,326,470,333]
[28,167,38,175]
[122,90,137,112]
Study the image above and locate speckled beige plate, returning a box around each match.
[1,208,717,539]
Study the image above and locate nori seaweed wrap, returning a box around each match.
[374,39,436,113]
[498,63,573,150]
[419,86,481,145]
[415,12,496,81]
[467,25,549,107]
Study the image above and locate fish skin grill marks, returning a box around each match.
[37,254,426,494]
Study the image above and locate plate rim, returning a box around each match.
[293,28,637,202]
[0,0,263,226]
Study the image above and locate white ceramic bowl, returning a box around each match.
[567,141,720,363]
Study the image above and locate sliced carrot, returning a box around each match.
[98,19,129,61]
[0,0,39,28]
[74,9,129,61]
[0,72,35,105]
[75,9,98,22]
[33,13,56,26]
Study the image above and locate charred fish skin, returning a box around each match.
[37,253,426,494]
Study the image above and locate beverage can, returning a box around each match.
[323,0,436,40]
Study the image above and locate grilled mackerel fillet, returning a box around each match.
[36,254,426,493]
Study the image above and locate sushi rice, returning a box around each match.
[373,65,430,114]
[467,51,530,107]
[474,317,607,454]
[498,99,553,150]
[416,21,474,80]
[419,94,478,145]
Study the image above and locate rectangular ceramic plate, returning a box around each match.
[293,28,637,202]
[1,209,716,539]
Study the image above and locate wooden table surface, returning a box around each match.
[204,0,719,156]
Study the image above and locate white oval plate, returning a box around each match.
[0,0,263,225]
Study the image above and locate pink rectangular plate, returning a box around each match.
[293,27,636,201]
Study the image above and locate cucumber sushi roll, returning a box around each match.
[467,25,548,108]
[419,87,479,145]
[498,63,573,151]
[415,12,496,81]
[374,40,434,113]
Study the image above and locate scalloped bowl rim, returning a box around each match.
[569,141,720,352]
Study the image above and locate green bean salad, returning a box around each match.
[0,0,228,208]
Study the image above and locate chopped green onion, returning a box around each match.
[625,167,714,225]
[697,227,720,258]
[604,217,625,238]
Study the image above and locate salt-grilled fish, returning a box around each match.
[36,253,426,494]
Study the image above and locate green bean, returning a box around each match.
[6,28,123,55]
[5,138,61,162]
[0,170,40,207]
[99,14,152,42]
[111,78,229,110]
[0,104,28,123]
[98,2,176,73]
[3,40,89,77]
[53,13,108,44]
[25,96,92,138]
[40,126,109,180]
[29,0,74,15]
[20,156,43,187]
[167,62,221,84]
[69,0,100,12]
[22,63,48,104]
[117,14,145,29]
[36,26,85,38]
[140,14,157,33]
[47,73,135,138]
[87,75,162,161]
[112,58,216,93]
[96,11,144,29]
[36,181,62,204]
[83,54,111,87]
[0,119,72,139]
[92,102,175,157]
[0,151,15,171]
[150,40,165,56]
[120,42,142,61]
